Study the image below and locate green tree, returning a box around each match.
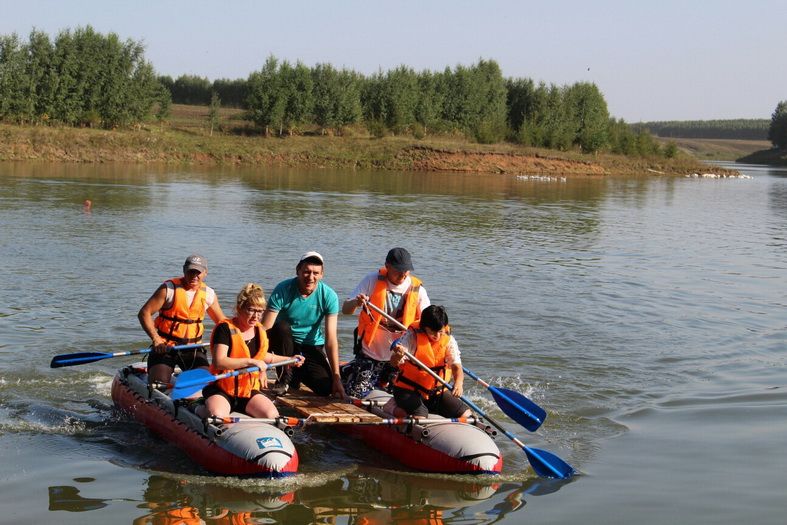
[280,60,313,135]
[565,82,609,153]
[506,77,536,137]
[312,63,361,133]
[360,71,387,135]
[24,30,55,123]
[0,33,28,122]
[126,58,160,125]
[335,69,363,129]
[414,70,446,136]
[247,55,286,135]
[208,91,220,136]
[0,26,165,127]
[212,78,248,108]
[542,85,573,150]
[155,81,171,126]
[172,74,212,105]
[768,101,787,149]
[469,59,508,143]
[382,65,418,134]
[516,81,551,147]
[607,118,637,155]
[442,60,507,142]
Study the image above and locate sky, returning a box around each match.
[2,0,785,123]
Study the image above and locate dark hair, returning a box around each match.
[296,256,324,271]
[420,305,448,332]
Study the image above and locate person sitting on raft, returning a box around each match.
[138,254,226,386]
[389,305,471,419]
[203,283,304,420]
[341,247,431,398]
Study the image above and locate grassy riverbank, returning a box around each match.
[0,104,737,177]
[655,137,773,162]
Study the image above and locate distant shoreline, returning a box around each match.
[0,122,741,177]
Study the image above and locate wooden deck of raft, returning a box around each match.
[276,391,385,424]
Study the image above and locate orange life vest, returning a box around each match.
[393,322,451,399]
[149,506,201,525]
[154,277,207,344]
[358,268,422,346]
[210,318,269,398]
[211,511,252,525]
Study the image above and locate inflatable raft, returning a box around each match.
[278,389,503,475]
[111,364,298,477]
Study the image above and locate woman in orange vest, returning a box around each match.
[138,254,226,386]
[390,305,470,419]
[203,283,304,419]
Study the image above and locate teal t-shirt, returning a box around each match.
[268,278,339,345]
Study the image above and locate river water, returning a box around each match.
[0,161,784,524]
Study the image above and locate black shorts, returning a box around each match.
[393,386,469,418]
[147,348,209,371]
[267,321,334,396]
[202,383,264,413]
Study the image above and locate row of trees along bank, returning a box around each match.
[640,119,769,141]
[0,27,165,128]
[163,57,665,156]
[0,27,668,156]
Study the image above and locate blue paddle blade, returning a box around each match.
[490,386,547,432]
[170,383,204,400]
[50,352,112,368]
[171,368,216,390]
[523,446,576,480]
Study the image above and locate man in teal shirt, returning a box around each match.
[262,252,345,398]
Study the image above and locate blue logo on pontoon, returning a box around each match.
[256,437,283,449]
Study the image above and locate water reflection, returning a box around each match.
[47,471,542,524]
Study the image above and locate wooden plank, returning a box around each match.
[276,391,385,424]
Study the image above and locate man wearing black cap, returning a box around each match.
[138,254,226,386]
[341,248,431,398]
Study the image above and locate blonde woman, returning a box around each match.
[203,283,304,419]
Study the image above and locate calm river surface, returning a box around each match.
[0,161,785,524]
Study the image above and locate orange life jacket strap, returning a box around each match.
[156,330,203,344]
[157,313,203,324]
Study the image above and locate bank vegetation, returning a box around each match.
[0,26,750,174]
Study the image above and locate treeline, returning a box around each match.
[204,55,666,155]
[158,74,248,107]
[0,27,165,127]
[640,119,769,140]
[1,27,672,157]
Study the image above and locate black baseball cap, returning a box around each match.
[385,247,414,272]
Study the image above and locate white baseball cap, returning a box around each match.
[299,251,324,264]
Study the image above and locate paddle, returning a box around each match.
[170,358,300,400]
[398,340,574,478]
[209,415,482,426]
[461,367,546,432]
[50,343,208,368]
[365,302,574,479]
[364,302,546,432]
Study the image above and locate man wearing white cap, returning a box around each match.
[261,252,345,398]
[138,254,226,386]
